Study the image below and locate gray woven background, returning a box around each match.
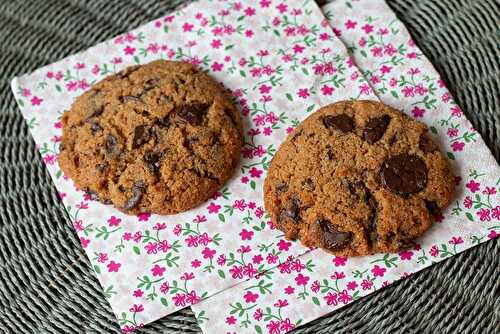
[0,0,498,333]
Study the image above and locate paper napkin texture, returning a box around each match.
[190,1,500,333]
[10,0,379,330]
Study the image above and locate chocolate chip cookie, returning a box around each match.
[59,60,242,215]
[264,100,454,256]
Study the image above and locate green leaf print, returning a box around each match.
[311,296,320,306]
[133,246,141,255]
[160,297,169,307]
[217,269,226,279]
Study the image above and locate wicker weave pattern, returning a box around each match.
[0,1,498,333]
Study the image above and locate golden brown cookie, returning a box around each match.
[264,100,454,256]
[59,60,242,215]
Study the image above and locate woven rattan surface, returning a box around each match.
[0,0,498,333]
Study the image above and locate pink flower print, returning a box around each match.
[137,213,150,221]
[371,46,383,57]
[210,39,222,49]
[250,67,263,77]
[191,259,201,268]
[77,79,90,90]
[451,141,465,151]
[187,56,202,67]
[122,45,136,55]
[291,8,302,15]
[91,64,100,74]
[244,6,256,16]
[22,88,31,97]
[408,67,420,75]
[361,279,373,290]
[217,254,226,266]
[55,71,63,80]
[297,88,309,99]
[129,304,143,313]
[185,235,199,247]
[319,32,330,41]
[107,261,121,272]
[133,289,143,298]
[351,72,359,80]
[321,85,334,96]
[154,20,162,28]
[254,308,264,321]
[331,271,345,280]
[324,62,336,74]
[249,167,263,178]
[241,176,249,184]
[122,325,135,333]
[389,77,397,87]
[233,199,247,211]
[107,215,121,227]
[198,232,211,246]
[218,9,230,16]
[238,58,247,67]
[207,202,221,213]
[338,290,352,304]
[482,187,497,195]
[260,0,271,7]
[414,84,428,95]
[223,24,236,35]
[253,115,266,126]
[145,242,158,254]
[74,62,85,70]
[173,224,182,236]
[297,24,310,36]
[488,230,499,239]
[242,147,254,159]
[451,105,463,117]
[158,240,171,253]
[313,63,324,75]
[244,29,254,38]
[280,318,295,331]
[278,261,292,274]
[276,3,287,13]
[383,43,397,56]
[226,316,236,325]
[362,23,374,33]
[252,254,263,264]
[97,253,108,263]
[253,145,267,157]
[407,52,417,59]
[272,16,281,26]
[371,265,386,277]
[286,127,294,134]
[111,57,122,65]
[259,84,272,94]
[359,83,372,95]
[30,96,43,106]
[347,281,358,291]
[466,180,480,193]
[292,44,305,54]
[153,222,167,231]
[42,154,56,165]
[476,208,491,222]
[402,86,415,97]
[182,22,194,32]
[173,293,186,307]
[370,75,381,84]
[243,263,257,278]
[267,320,281,334]
[441,92,451,102]
[260,95,272,103]
[281,54,293,62]
[211,62,224,72]
[240,228,254,241]
[295,273,309,286]
[73,220,83,232]
[492,206,500,220]
[123,232,132,241]
[333,256,347,266]
[212,26,223,36]
[411,106,425,118]
[447,128,459,137]
[186,290,200,305]
[324,292,338,306]
[449,236,464,245]
[238,245,251,253]
[291,259,305,272]
[284,285,295,295]
[76,201,88,209]
[332,26,342,37]
[230,265,244,279]
[134,231,142,242]
[345,19,357,29]
[358,37,367,47]
[399,250,414,260]
[202,247,216,259]
[310,280,320,293]
[380,65,392,74]
[243,291,259,303]
[430,245,439,257]
[267,253,278,264]
[167,49,176,58]
[265,112,278,124]
[277,239,291,251]
[181,272,195,281]
[46,71,54,79]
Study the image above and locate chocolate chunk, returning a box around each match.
[144,151,162,174]
[96,163,107,172]
[117,65,140,79]
[347,180,370,201]
[424,200,441,216]
[59,143,65,151]
[283,196,301,223]
[291,129,303,142]
[322,114,354,133]
[325,145,335,160]
[160,94,174,103]
[155,116,170,128]
[85,105,104,120]
[144,78,160,90]
[124,181,145,211]
[102,198,112,205]
[380,154,427,195]
[120,95,142,103]
[303,178,314,190]
[419,134,438,153]
[132,125,150,149]
[363,115,391,144]
[317,220,353,251]
[366,192,379,243]
[176,103,209,125]
[275,182,288,195]
[105,134,117,154]
[90,122,103,134]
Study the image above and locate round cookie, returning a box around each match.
[264,100,455,257]
[58,60,242,215]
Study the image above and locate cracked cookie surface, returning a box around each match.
[58,60,242,215]
[264,100,455,256]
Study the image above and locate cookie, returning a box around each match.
[58,60,242,215]
[264,100,454,256]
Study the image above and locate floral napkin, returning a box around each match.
[9,0,381,330]
[190,0,500,333]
